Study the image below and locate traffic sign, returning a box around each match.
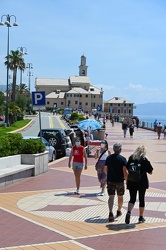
[32,91,46,105]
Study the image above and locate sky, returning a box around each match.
[1,0,166,104]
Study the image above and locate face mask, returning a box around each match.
[75,141,80,147]
[101,143,105,148]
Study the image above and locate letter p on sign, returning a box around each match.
[32,91,46,106]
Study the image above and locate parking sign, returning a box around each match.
[32,91,46,110]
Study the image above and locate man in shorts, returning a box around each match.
[104,143,127,222]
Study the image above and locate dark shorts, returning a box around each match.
[107,182,125,196]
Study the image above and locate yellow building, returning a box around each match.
[104,97,134,117]
[35,55,103,111]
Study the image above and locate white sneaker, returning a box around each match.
[97,191,105,196]
[74,190,80,195]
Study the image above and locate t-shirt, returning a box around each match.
[73,145,84,163]
[105,154,127,182]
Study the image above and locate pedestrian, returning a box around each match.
[68,136,87,195]
[136,117,139,128]
[153,119,158,132]
[124,145,153,224]
[94,140,111,196]
[104,143,127,222]
[156,122,162,139]
[122,121,128,138]
[66,128,76,146]
[129,122,135,138]
[163,126,166,139]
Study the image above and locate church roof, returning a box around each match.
[69,76,90,84]
[35,78,68,86]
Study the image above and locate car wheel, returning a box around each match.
[49,137,59,147]
[51,151,56,161]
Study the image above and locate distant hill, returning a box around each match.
[134,103,166,116]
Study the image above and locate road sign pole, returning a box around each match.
[39,108,42,141]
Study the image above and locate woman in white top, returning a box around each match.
[94,140,111,196]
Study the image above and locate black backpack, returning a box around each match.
[128,160,143,182]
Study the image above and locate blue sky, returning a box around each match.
[0,0,166,104]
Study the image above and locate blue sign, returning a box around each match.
[32,91,46,106]
[97,105,102,111]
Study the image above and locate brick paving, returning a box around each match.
[0,119,166,249]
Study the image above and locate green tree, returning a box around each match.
[0,91,5,115]
[4,50,26,102]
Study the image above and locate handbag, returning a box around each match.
[95,150,107,171]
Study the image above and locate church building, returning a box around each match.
[35,55,103,111]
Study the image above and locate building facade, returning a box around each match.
[35,55,103,111]
[104,97,134,117]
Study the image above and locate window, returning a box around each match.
[80,94,82,97]
[68,100,70,105]
[118,103,120,106]
[124,109,126,114]
[109,103,112,106]
[129,109,131,114]
[79,102,82,105]
[86,94,88,98]
[85,102,88,105]
[82,70,85,75]
[129,104,131,107]
[70,94,72,97]
[61,102,63,105]
[91,103,95,108]
[74,94,76,97]
[124,104,126,107]
[118,109,120,114]
[66,94,68,97]
[92,95,96,98]
[47,101,50,104]
[75,101,78,104]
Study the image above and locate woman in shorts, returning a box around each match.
[68,137,87,194]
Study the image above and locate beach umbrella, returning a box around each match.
[78,119,102,131]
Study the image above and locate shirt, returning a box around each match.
[73,145,84,163]
[105,154,127,182]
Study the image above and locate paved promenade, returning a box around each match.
[0,120,166,249]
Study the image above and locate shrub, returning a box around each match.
[20,139,45,154]
[0,133,45,157]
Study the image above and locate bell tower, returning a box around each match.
[79,54,88,76]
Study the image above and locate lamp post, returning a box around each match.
[26,63,33,114]
[17,47,27,94]
[0,14,18,127]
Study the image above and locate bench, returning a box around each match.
[0,155,35,187]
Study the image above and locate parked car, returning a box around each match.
[23,136,56,162]
[38,128,70,157]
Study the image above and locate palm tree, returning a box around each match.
[4,50,26,102]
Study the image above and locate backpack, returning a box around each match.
[128,161,142,182]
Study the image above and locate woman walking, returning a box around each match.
[94,140,111,196]
[68,137,87,195]
[124,145,153,224]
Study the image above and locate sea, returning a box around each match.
[134,114,166,128]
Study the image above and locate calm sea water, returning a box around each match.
[136,115,166,128]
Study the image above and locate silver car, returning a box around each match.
[23,136,56,162]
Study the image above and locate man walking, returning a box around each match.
[104,143,127,222]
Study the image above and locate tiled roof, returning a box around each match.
[36,78,68,86]
[105,97,134,104]
[69,76,90,84]
[46,92,65,98]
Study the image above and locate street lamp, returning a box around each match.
[17,47,27,93]
[26,63,33,114]
[0,14,18,127]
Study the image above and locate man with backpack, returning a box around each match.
[104,143,127,222]
[124,145,153,224]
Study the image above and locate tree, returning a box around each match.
[4,50,26,102]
